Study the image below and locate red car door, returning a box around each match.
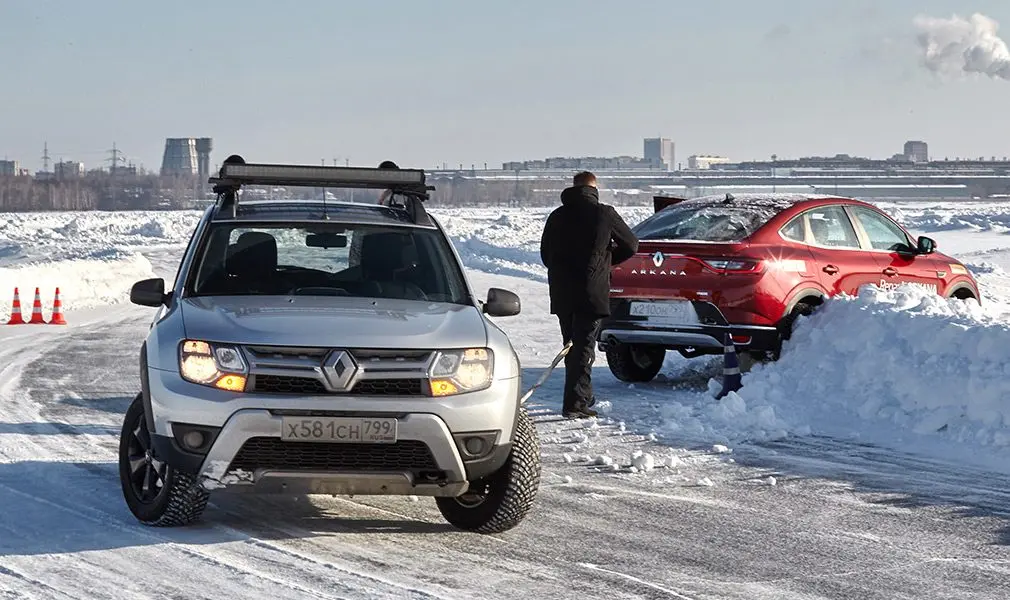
[802,204,882,296]
[845,205,944,296]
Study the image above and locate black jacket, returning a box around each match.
[540,185,639,316]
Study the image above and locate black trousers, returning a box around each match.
[556,311,603,409]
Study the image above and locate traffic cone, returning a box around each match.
[48,288,66,325]
[27,287,45,324]
[6,288,25,325]
[715,333,743,399]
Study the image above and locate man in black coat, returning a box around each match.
[540,171,639,418]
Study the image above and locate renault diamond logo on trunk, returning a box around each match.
[652,251,665,267]
[322,350,358,392]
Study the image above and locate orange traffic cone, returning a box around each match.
[6,288,25,325]
[48,288,66,325]
[27,287,45,324]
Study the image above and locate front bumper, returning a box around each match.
[145,368,519,495]
[598,299,781,355]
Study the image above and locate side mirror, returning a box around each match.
[916,236,936,255]
[483,288,521,317]
[131,278,169,307]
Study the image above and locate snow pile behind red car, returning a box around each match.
[723,278,1010,472]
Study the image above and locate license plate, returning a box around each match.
[629,301,698,323]
[280,417,398,443]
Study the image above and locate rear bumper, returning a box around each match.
[598,299,781,355]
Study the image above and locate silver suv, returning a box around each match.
[119,158,540,534]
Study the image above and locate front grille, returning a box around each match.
[228,437,438,472]
[352,379,424,395]
[252,375,426,396]
[255,375,328,395]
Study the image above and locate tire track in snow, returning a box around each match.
[0,563,84,600]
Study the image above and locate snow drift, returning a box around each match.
[0,253,156,315]
[728,283,1010,458]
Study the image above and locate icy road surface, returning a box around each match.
[2,205,1010,599]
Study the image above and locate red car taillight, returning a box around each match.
[701,258,763,274]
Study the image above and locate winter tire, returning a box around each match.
[604,342,666,383]
[435,406,541,534]
[778,301,817,343]
[119,393,209,527]
[770,301,818,360]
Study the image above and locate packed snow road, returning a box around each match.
[2,206,1010,599]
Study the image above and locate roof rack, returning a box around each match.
[208,157,435,225]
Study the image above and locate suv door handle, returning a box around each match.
[882,267,898,276]
[822,265,839,275]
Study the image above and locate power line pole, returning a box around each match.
[106,142,123,175]
[41,141,51,172]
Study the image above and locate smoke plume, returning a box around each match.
[914,13,1010,80]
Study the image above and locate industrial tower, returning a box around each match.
[161,137,213,177]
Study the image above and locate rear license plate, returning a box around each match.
[280,417,398,443]
[629,301,698,323]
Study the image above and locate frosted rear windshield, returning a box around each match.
[632,201,784,242]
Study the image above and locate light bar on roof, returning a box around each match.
[216,163,426,187]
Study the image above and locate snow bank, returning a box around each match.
[876,200,1010,234]
[0,211,192,315]
[737,284,1010,453]
[0,211,201,266]
[0,253,157,314]
[430,206,652,280]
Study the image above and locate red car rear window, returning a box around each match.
[633,197,789,242]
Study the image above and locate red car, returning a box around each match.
[598,193,981,382]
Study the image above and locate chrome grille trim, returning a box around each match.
[239,345,434,394]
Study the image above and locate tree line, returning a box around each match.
[0,173,646,212]
[0,174,209,211]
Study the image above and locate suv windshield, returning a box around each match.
[633,199,783,242]
[187,222,469,303]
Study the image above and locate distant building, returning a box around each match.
[903,140,928,163]
[644,137,675,170]
[0,160,19,176]
[161,137,213,177]
[54,161,84,179]
[502,155,658,171]
[688,155,732,170]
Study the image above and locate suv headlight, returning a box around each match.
[428,348,493,396]
[179,340,248,392]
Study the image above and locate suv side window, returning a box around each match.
[807,205,860,249]
[849,206,911,251]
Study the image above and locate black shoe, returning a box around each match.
[563,402,598,419]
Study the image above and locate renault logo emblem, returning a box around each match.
[321,350,358,392]
[652,251,664,267]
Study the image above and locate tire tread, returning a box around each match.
[436,407,541,534]
[141,471,210,527]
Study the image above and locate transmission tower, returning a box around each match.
[106,142,123,174]
[41,141,51,172]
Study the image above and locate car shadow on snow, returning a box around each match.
[0,460,457,558]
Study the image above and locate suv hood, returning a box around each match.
[180,296,488,349]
